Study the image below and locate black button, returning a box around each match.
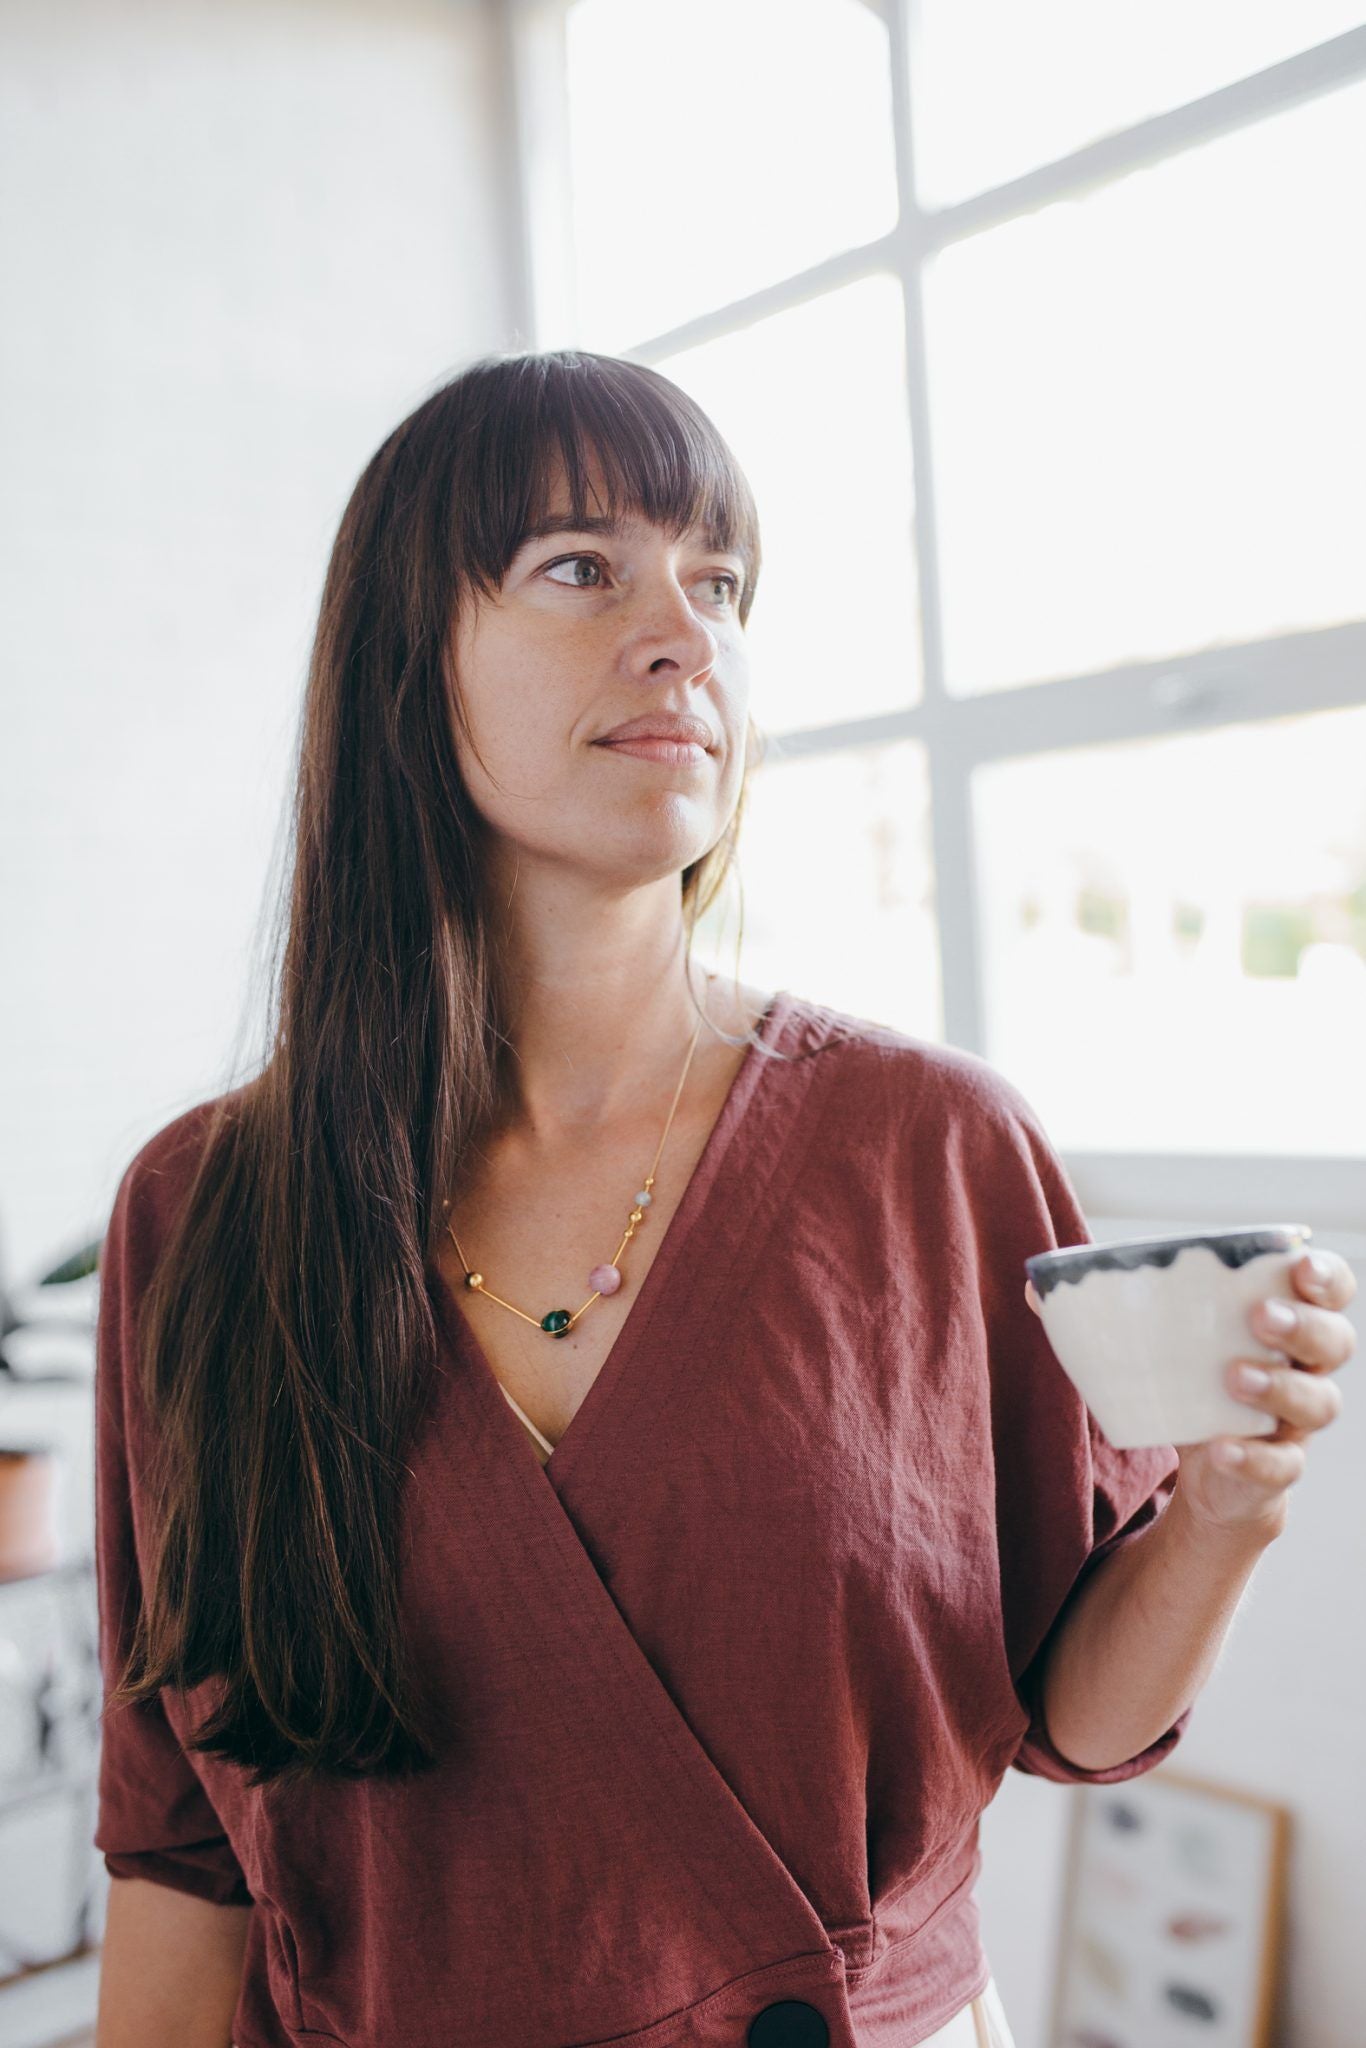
[746,1999,830,2048]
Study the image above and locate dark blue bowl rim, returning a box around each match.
[1026,1222,1312,1288]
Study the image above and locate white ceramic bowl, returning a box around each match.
[1024,1224,1313,1449]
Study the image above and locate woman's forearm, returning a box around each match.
[1039,1480,1276,1772]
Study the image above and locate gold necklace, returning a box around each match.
[443,999,708,1339]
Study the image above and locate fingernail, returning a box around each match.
[1235,1364,1270,1393]
[1214,1441,1247,1467]
[1306,1253,1332,1290]
[1261,1301,1295,1332]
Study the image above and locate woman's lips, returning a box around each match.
[594,738,710,762]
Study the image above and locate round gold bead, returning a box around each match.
[465,1272,483,1289]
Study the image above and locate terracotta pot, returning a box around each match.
[0,1445,60,1581]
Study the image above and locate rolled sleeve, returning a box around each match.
[1008,1438,1195,1783]
[93,1135,253,1906]
[973,1074,1196,1787]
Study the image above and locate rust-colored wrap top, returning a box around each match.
[94,990,1191,2046]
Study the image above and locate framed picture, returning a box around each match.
[1048,1766,1291,2048]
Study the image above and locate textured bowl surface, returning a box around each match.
[1024,1225,1312,1448]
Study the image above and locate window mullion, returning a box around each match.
[765,621,1366,772]
[888,0,986,1055]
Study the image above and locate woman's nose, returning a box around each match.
[633,577,720,669]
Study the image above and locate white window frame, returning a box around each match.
[502,0,1366,1243]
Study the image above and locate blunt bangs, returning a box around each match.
[453,350,762,625]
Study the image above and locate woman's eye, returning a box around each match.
[541,555,741,604]
[543,553,607,589]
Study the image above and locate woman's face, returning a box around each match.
[448,462,751,897]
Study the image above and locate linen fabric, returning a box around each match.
[94,990,1190,2046]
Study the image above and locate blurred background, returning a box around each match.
[1,3,1363,2043]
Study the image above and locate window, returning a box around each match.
[510,0,1366,1222]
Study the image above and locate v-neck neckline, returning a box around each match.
[428,986,795,1487]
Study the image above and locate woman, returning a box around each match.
[91,350,1350,2048]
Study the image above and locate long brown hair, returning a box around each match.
[106,350,784,1787]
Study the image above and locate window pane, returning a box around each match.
[923,78,1366,696]
[911,0,1366,206]
[693,740,941,1043]
[658,275,920,737]
[565,0,898,348]
[975,707,1366,1156]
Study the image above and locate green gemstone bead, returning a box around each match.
[541,1308,572,1336]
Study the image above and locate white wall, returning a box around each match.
[0,0,519,1287]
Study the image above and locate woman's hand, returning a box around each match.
[1024,1250,1357,1541]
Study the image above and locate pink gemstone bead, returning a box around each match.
[588,1263,622,1296]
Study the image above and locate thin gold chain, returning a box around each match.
[444,999,708,1338]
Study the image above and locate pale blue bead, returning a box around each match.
[635,1190,652,1206]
